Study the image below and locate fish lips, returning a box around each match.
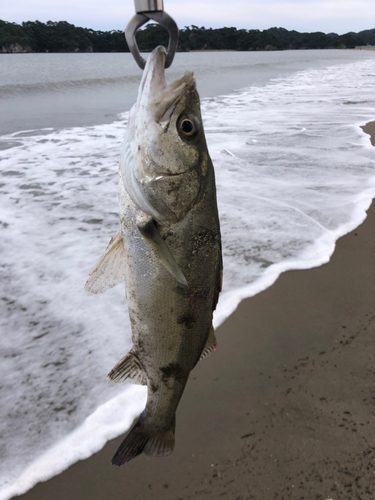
[151,72,195,125]
[140,46,195,125]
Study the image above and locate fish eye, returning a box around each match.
[177,116,198,139]
[181,119,194,134]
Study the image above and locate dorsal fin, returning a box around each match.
[85,229,126,295]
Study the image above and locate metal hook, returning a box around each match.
[125,0,179,70]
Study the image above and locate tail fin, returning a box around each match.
[111,413,175,466]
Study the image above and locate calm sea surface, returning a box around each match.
[1,49,375,500]
[0,50,373,135]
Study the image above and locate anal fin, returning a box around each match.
[200,325,217,360]
[85,229,126,295]
[108,350,147,385]
[136,214,188,286]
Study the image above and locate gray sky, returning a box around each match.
[3,0,375,34]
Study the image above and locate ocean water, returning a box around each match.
[1,49,375,499]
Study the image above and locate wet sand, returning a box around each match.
[362,121,375,146]
[14,122,375,499]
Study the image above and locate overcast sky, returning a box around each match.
[3,0,375,34]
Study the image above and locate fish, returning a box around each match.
[85,45,222,465]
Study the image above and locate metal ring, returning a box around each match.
[125,11,179,70]
[134,0,164,13]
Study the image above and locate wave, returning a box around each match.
[0,74,142,97]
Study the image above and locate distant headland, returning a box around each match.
[1,19,374,53]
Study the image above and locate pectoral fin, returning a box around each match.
[200,326,217,360]
[137,215,188,286]
[85,229,126,295]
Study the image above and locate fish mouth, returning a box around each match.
[140,46,195,124]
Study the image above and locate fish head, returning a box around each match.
[122,46,211,224]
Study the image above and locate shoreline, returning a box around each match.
[7,121,375,500]
[3,47,375,55]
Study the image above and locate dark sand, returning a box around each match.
[362,121,375,146]
[15,123,375,500]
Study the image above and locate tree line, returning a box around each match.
[1,19,374,53]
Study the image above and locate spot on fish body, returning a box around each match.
[177,314,196,329]
[160,363,184,382]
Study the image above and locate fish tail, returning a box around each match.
[111,412,176,466]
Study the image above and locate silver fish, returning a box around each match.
[85,46,222,465]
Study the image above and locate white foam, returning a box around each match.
[1,56,375,498]
[0,386,146,500]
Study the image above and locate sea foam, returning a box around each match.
[0,57,375,499]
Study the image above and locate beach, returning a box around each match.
[12,121,375,500]
[2,51,375,500]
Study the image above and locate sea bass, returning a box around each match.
[85,46,222,465]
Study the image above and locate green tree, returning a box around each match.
[0,20,34,50]
[0,20,371,53]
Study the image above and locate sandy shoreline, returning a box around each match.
[11,121,375,500]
